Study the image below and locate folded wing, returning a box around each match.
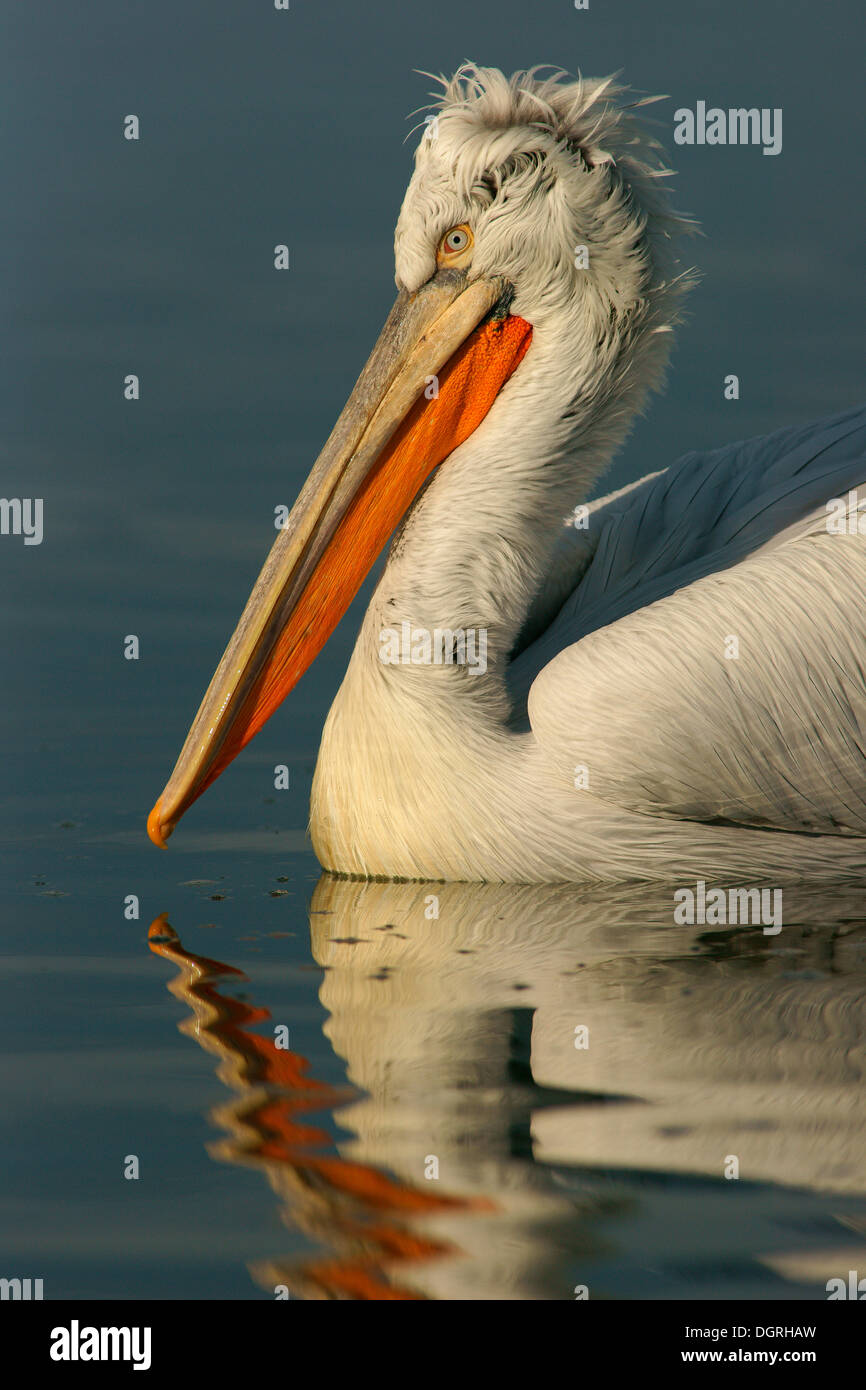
[525,406,866,834]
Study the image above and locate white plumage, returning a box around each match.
[309,66,866,882]
[149,64,866,882]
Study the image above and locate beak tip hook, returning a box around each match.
[147,799,171,850]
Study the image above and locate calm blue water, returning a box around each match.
[1,0,864,1299]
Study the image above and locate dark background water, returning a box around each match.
[1,0,864,1300]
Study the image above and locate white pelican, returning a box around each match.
[147,64,866,883]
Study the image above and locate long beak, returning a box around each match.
[147,267,532,847]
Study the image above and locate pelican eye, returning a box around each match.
[437,224,474,261]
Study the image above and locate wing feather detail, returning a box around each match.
[526,407,866,834]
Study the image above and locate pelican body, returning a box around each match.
[148,65,866,883]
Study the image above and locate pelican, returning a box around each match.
[147,64,866,883]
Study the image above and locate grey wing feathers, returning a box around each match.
[525,406,866,835]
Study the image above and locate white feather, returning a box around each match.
[310,66,866,883]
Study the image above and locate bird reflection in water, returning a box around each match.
[148,878,866,1300]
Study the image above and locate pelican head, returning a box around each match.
[148,63,694,850]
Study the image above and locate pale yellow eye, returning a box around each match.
[437,223,474,260]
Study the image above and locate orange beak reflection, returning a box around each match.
[147,269,532,847]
